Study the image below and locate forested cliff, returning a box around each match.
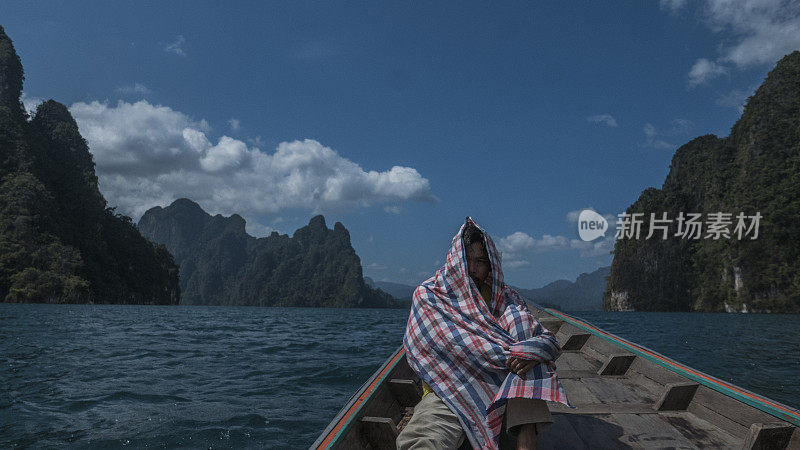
[605,52,800,313]
[0,26,180,304]
[138,199,400,308]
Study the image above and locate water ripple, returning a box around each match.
[1,304,797,448]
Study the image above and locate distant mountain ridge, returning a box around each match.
[138,199,400,307]
[364,277,413,306]
[365,266,610,311]
[513,266,609,311]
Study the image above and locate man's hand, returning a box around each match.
[503,344,538,376]
[506,356,538,377]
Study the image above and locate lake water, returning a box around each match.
[1,304,798,448]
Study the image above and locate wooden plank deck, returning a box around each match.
[312,307,800,449]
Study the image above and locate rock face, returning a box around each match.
[138,199,400,308]
[0,26,180,304]
[605,51,800,313]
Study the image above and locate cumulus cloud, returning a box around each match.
[571,236,617,258]
[675,1,800,85]
[715,86,757,113]
[497,231,615,265]
[660,0,687,13]
[247,135,265,147]
[500,209,621,265]
[21,92,43,117]
[499,232,571,254]
[504,260,530,269]
[69,100,435,222]
[643,119,693,150]
[566,209,583,224]
[116,83,150,95]
[586,114,618,127]
[643,123,674,150]
[704,0,800,67]
[165,35,186,56]
[566,208,616,227]
[688,58,727,86]
[670,118,693,132]
[245,221,279,238]
[228,118,241,131]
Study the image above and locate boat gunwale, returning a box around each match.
[312,308,800,448]
[546,307,800,427]
[310,344,405,449]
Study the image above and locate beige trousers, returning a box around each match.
[396,393,553,450]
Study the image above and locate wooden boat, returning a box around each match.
[311,307,800,449]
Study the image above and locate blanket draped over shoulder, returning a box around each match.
[403,217,572,449]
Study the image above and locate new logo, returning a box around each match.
[578,209,608,242]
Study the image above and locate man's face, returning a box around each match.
[466,241,491,288]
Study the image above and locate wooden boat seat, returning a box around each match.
[312,308,800,450]
[387,378,421,407]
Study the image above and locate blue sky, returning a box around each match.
[3,1,799,288]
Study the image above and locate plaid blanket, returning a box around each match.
[403,217,572,449]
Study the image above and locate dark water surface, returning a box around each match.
[1,304,798,448]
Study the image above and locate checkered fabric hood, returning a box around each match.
[403,217,571,449]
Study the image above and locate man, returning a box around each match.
[397,217,571,450]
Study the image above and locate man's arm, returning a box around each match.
[508,320,561,363]
[504,323,560,376]
[501,288,562,375]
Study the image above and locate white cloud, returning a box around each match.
[248,135,265,147]
[69,100,435,224]
[570,235,617,258]
[384,206,401,215]
[366,262,387,270]
[70,100,210,177]
[499,231,540,253]
[165,35,186,57]
[244,220,279,238]
[116,83,150,95]
[660,0,687,13]
[21,92,43,117]
[670,118,693,132]
[643,123,674,150]
[198,135,250,172]
[643,119,693,150]
[715,86,757,113]
[497,232,571,260]
[497,229,616,266]
[688,58,727,86]
[683,1,800,85]
[586,114,618,127]
[228,118,241,131]
[566,208,616,227]
[705,0,800,67]
[567,208,595,224]
[505,260,530,269]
